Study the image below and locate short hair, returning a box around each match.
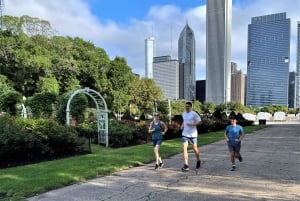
[229,115,237,120]
[186,101,192,107]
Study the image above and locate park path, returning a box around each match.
[28,124,300,201]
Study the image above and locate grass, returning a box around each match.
[0,125,266,201]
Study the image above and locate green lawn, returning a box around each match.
[0,125,266,201]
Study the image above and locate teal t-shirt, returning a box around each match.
[151,121,163,140]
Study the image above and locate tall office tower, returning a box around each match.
[178,23,196,100]
[145,37,156,78]
[231,62,237,74]
[246,13,290,107]
[0,0,5,30]
[296,21,300,109]
[288,72,296,108]
[206,0,232,105]
[153,56,179,100]
[231,62,246,105]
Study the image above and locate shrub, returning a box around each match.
[198,118,214,133]
[163,123,182,140]
[109,120,134,147]
[26,92,57,118]
[33,119,86,156]
[0,90,22,115]
[0,115,87,168]
[132,120,150,144]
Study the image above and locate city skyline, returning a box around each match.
[6,0,300,80]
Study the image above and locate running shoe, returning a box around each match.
[231,165,236,171]
[196,160,201,169]
[155,164,159,170]
[181,164,189,171]
[238,155,243,162]
[159,162,164,168]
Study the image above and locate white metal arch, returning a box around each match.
[66,87,109,147]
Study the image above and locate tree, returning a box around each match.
[192,100,203,114]
[105,56,134,113]
[261,105,288,115]
[50,36,80,94]
[19,15,56,36]
[0,75,13,95]
[37,76,59,95]
[201,102,216,115]
[112,91,130,120]
[71,37,110,92]
[227,102,246,114]
[170,100,186,116]
[0,90,22,115]
[26,92,57,118]
[129,78,164,117]
[3,15,56,36]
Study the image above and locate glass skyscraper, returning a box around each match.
[178,23,195,100]
[296,21,300,109]
[206,0,232,105]
[288,72,296,108]
[246,13,290,107]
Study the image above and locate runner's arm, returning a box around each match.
[148,122,154,133]
[238,130,245,142]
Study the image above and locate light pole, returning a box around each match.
[21,96,27,118]
[154,99,158,113]
[168,99,171,124]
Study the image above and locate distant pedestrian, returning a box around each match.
[224,115,245,171]
[148,112,168,170]
[180,102,202,171]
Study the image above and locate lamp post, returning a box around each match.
[154,99,158,113]
[21,96,27,118]
[168,99,171,124]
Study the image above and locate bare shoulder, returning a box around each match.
[160,121,166,125]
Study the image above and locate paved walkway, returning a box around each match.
[28,124,300,201]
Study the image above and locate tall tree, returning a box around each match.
[129,78,164,117]
[71,37,110,92]
[105,56,134,113]
[201,102,216,115]
[0,75,13,95]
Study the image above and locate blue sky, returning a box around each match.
[87,0,206,24]
[6,0,300,79]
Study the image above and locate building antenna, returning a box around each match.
[170,23,173,58]
[151,24,154,37]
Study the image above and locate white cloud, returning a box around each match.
[5,0,300,79]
